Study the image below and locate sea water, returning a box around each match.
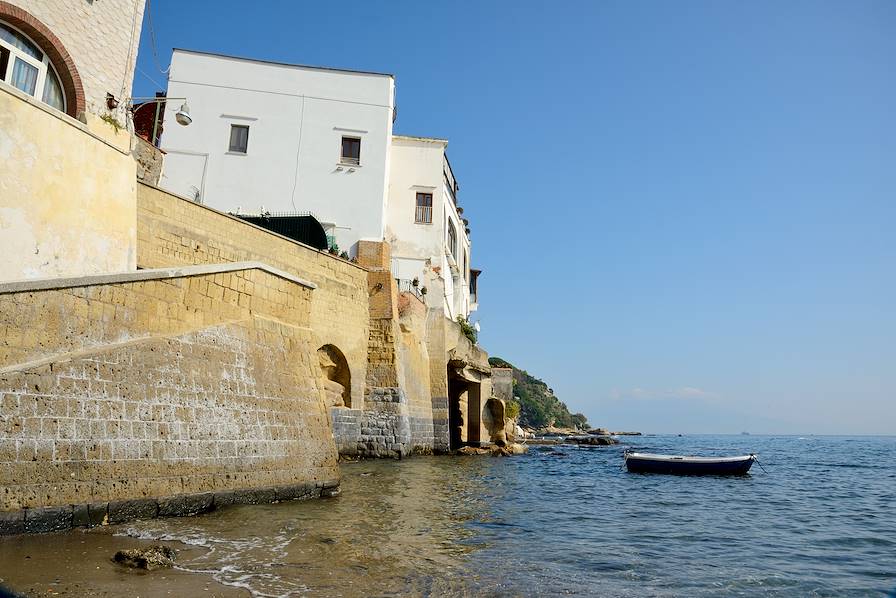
[92,435,896,596]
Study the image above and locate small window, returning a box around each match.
[229,124,249,153]
[415,192,433,224]
[341,136,361,165]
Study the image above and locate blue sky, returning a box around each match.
[135,1,895,435]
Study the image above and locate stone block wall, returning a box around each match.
[0,263,339,520]
[358,388,410,459]
[426,309,451,452]
[137,183,370,410]
[396,297,436,453]
[330,407,362,456]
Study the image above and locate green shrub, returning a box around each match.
[456,316,477,344]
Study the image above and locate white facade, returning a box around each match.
[157,50,479,318]
[159,49,395,255]
[387,135,476,320]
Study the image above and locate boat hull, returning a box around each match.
[625,453,755,476]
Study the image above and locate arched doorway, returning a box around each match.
[447,363,481,450]
[318,344,351,408]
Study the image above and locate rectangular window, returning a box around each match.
[415,192,433,224]
[341,136,361,165]
[448,219,457,259]
[229,124,249,153]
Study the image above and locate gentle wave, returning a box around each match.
[115,435,896,597]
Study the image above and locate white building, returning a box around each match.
[157,49,478,319]
[159,49,395,255]
[387,135,477,319]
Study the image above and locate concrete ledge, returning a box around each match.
[0,261,316,295]
[0,480,340,536]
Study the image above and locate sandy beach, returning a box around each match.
[0,528,246,598]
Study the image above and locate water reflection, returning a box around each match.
[120,457,503,597]
[112,437,896,597]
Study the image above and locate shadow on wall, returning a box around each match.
[318,344,351,408]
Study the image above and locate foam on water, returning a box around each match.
[116,435,896,597]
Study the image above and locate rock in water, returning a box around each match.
[113,545,177,570]
[565,435,618,446]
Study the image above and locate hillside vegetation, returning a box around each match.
[489,357,588,430]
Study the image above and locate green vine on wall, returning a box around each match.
[456,316,477,344]
[100,113,123,133]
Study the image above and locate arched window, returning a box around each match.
[0,20,65,111]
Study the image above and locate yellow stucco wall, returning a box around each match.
[0,87,137,282]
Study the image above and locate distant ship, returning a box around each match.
[741,431,750,435]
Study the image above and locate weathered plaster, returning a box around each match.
[0,88,136,282]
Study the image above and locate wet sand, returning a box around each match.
[0,527,247,598]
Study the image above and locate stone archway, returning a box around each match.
[447,363,482,450]
[318,344,351,408]
[448,376,466,450]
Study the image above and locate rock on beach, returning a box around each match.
[113,545,177,570]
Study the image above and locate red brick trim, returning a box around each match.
[0,1,86,119]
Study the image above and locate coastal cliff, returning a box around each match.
[488,357,588,431]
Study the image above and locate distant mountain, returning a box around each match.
[489,357,588,430]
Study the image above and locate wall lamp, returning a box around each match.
[106,93,192,145]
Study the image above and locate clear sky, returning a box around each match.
[135,1,895,435]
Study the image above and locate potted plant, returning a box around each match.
[420,286,428,296]
[412,277,419,287]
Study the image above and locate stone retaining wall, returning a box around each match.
[137,183,370,410]
[0,264,339,523]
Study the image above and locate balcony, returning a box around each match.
[443,154,459,207]
[396,278,425,302]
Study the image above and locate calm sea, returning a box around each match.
[110,435,895,596]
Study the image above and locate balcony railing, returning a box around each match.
[443,154,459,205]
[396,279,425,302]
[415,205,432,224]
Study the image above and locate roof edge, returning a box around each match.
[172,48,394,79]
[393,134,449,146]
